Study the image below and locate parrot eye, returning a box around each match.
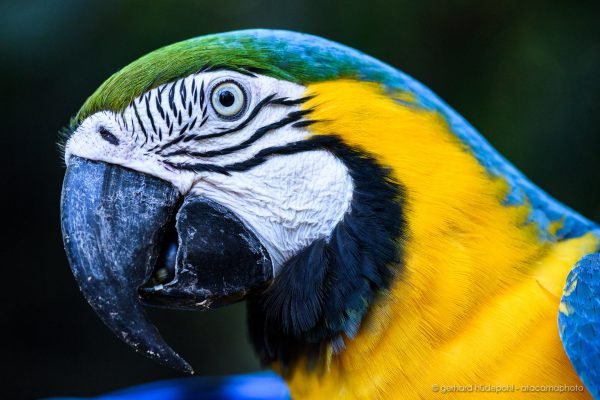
[210,80,247,119]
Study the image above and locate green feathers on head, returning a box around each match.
[73,29,395,127]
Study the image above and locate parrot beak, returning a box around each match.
[139,195,273,310]
[60,156,272,373]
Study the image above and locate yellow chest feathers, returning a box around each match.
[282,80,598,399]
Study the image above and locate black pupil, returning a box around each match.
[218,89,235,108]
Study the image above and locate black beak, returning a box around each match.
[60,157,272,373]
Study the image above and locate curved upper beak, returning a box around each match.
[60,157,272,373]
[60,156,191,372]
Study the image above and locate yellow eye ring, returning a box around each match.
[210,81,247,119]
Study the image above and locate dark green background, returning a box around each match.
[2,1,599,399]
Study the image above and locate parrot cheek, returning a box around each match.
[140,196,273,310]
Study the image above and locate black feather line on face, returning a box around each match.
[199,114,208,127]
[163,109,311,158]
[155,93,166,121]
[168,82,177,114]
[132,101,148,145]
[144,93,157,137]
[199,81,206,110]
[179,79,187,107]
[160,93,278,151]
[158,94,315,155]
[244,135,406,373]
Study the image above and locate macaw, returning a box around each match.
[60,29,600,399]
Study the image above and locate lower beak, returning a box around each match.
[60,156,273,373]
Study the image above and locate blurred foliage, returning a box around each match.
[1,1,598,399]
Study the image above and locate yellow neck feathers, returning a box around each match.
[282,80,598,399]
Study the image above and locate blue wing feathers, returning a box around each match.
[44,372,290,400]
[559,252,600,399]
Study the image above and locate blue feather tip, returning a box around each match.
[43,372,290,400]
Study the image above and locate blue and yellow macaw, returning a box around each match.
[59,29,600,399]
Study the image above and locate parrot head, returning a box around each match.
[63,29,521,374]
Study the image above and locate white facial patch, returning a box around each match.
[65,70,354,273]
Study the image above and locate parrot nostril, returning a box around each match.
[98,126,120,145]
